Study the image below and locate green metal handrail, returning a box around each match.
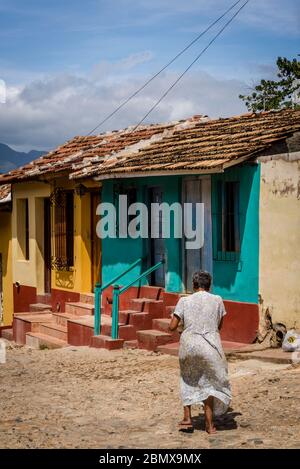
[94,257,142,335]
[111,258,165,340]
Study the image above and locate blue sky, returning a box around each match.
[0,0,299,150]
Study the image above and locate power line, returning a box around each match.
[132,0,250,132]
[86,0,244,136]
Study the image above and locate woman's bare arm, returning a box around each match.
[218,317,224,331]
[169,314,180,332]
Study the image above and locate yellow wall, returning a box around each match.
[12,179,100,296]
[52,187,93,293]
[0,211,13,325]
[259,155,300,329]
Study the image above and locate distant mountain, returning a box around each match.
[0,143,46,173]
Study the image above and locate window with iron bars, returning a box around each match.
[214,180,240,262]
[50,188,74,270]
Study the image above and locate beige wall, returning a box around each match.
[12,182,50,292]
[259,152,300,329]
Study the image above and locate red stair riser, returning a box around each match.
[67,322,94,346]
[129,313,153,330]
[90,336,124,350]
[162,292,181,309]
[152,319,180,341]
[13,318,31,345]
[138,286,163,300]
[101,324,136,341]
[53,315,68,327]
[38,324,67,341]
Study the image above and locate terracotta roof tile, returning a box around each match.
[0,110,299,184]
[70,109,299,179]
[0,184,11,203]
[0,120,184,184]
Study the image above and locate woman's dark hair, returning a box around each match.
[192,271,212,291]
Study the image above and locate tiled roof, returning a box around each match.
[0,110,299,185]
[0,184,11,203]
[0,119,198,184]
[70,109,300,179]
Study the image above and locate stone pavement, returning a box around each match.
[0,341,299,448]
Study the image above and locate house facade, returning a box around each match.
[10,178,101,313]
[0,109,299,349]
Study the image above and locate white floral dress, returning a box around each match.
[174,291,231,416]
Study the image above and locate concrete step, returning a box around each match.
[119,310,140,325]
[136,329,174,351]
[152,318,180,341]
[13,313,54,344]
[165,305,176,318]
[29,303,52,313]
[80,292,95,305]
[90,335,124,350]
[38,322,67,341]
[36,294,52,305]
[157,342,180,356]
[137,286,163,300]
[101,323,136,341]
[26,332,67,349]
[128,312,153,330]
[1,328,13,341]
[123,339,138,349]
[65,302,94,316]
[52,312,77,327]
[130,298,163,317]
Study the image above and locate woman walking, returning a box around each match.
[169,271,231,434]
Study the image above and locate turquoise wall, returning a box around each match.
[211,163,260,304]
[101,176,183,292]
[101,164,260,303]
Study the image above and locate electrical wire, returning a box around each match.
[132,0,250,132]
[86,0,245,136]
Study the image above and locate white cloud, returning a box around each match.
[0,59,247,151]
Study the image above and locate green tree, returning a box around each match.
[239,56,300,112]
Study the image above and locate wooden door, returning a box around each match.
[182,176,212,292]
[148,187,165,287]
[91,191,102,291]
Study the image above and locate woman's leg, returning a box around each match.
[179,405,192,425]
[204,396,217,434]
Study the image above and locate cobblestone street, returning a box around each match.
[0,342,299,449]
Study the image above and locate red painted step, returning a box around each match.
[130,298,163,317]
[119,310,140,325]
[101,323,136,341]
[29,303,52,313]
[157,342,180,356]
[128,312,153,330]
[90,335,124,350]
[152,318,180,341]
[123,339,138,349]
[65,302,94,316]
[39,322,67,342]
[136,329,174,351]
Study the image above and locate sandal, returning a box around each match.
[178,421,194,433]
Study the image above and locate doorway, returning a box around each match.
[182,176,212,292]
[148,186,165,287]
[44,198,52,294]
[91,191,102,291]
